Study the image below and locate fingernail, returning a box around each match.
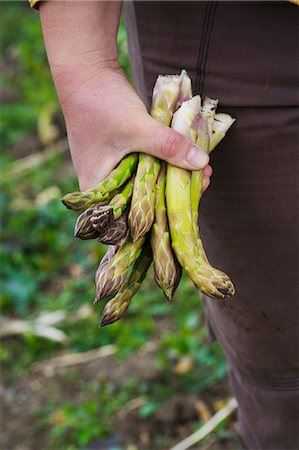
[187,145,209,168]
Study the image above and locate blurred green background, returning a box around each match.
[0,3,233,450]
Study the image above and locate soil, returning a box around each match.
[1,345,240,450]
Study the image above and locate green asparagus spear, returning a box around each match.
[190,97,218,232]
[93,235,145,304]
[166,97,235,299]
[109,177,134,220]
[100,241,152,326]
[151,163,181,301]
[96,243,121,273]
[209,113,236,151]
[128,154,161,241]
[61,153,138,211]
[129,70,192,242]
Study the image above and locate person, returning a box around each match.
[32,1,299,449]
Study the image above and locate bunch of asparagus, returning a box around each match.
[61,70,235,326]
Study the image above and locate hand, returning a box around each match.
[59,67,211,191]
[39,2,211,192]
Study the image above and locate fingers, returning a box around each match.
[203,164,213,178]
[201,175,211,193]
[201,164,213,194]
[135,117,210,171]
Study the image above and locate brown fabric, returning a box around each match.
[124,2,299,449]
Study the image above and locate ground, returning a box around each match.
[1,336,239,450]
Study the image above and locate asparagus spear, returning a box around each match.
[191,100,235,224]
[93,235,145,304]
[190,97,218,233]
[193,103,236,293]
[74,180,133,241]
[90,179,133,244]
[74,206,100,240]
[166,96,235,299]
[151,162,181,301]
[90,205,114,235]
[61,153,138,211]
[210,113,236,151]
[128,154,161,241]
[100,241,152,326]
[109,177,134,220]
[129,70,192,242]
[97,209,128,245]
[96,243,121,275]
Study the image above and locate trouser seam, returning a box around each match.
[195,1,218,96]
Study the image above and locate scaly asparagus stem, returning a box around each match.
[100,241,152,326]
[166,97,235,299]
[128,154,161,241]
[151,163,181,301]
[109,177,134,220]
[93,235,145,303]
[129,70,192,241]
[95,243,121,277]
[61,153,138,211]
[191,101,235,222]
[193,107,236,296]
[190,97,218,232]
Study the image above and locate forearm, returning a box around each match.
[40,1,122,105]
[38,1,209,190]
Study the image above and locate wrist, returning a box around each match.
[54,60,122,108]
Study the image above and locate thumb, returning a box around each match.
[135,116,209,170]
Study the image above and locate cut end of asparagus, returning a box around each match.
[177,70,193,106]
[172,96,202,142]
[202,97,218,116]
[210,113,236,150]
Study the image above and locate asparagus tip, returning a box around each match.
[93,297,100,306]
[100,314,120,327]
[164,289,173,302]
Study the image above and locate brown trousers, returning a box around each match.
[124,2,299,449]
